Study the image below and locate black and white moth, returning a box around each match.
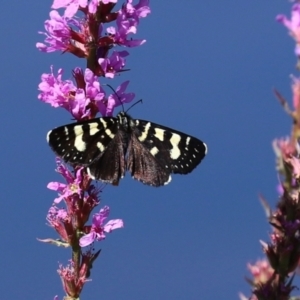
[47,112,207,187]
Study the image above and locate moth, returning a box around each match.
[47,112,207,187]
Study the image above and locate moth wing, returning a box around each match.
[87,129,127,185]
[126,133,171,187]
[131,119,207,175]
[47,117,120,166]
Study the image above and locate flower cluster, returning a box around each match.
[38,66,135,118]
[37,0,150,119]
[241,3,300,299]
[37,0,150,298]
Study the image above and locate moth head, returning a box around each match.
[117,111,130,127]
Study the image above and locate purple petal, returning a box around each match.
[104,219,124,232]
[79,232,97,247]
[47,181,66,192]
[93,206,110,227]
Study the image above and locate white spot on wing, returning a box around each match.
[138,122,151,142]
[97,142,105,152]
[150,146,159,156]
[186,137,191,145]
[170,133,181,159]
[105,128,115,139]
[154,128,165,141]
[100,119,107,128]
[74,125,86,152]
[89,123,99,135]
[74,125,83,136]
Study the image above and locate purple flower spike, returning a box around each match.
[79,206,124,247]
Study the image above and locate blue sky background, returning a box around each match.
[0,1,297,299]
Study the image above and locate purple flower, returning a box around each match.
[47,159,84,203]
[121,0,151,25]
[69,88,91,119]
[46,205,71,242]
[101,0,118,3]
[291,75,300,109]
[47,206,68,226]
[273,137,296,161]
[96,80,135,116]
[39,67,105,119]
[277,4,300,56]
[89,0,118,14]
[276,183,284,196]
[37,10,82,53]
[83,68,105,100]
[286,156,300,179]
[38,66,76,108]
[52,0,88,18]
[79,206,124,247]
[107,14,146,47]
[58,260,87,296]
[98,50,129,78]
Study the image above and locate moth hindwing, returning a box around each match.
[47,112,207,187]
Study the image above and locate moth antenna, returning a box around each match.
[125,99,143,113]
[104,84,125,112]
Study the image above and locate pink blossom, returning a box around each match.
[37,10,81,53]
[79,206,124,247]
[39,67,104,119]
[291,75,300,109]
[277,4,300,56]
[107,14,146,47]
[47,159,84,203]
[273,137,296,160]
[38,66,76,109]
[286,156,300,179]
[52,0,88,18]
[121,0,151,24]
[98,50,129,78]
[247,260,274,285]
